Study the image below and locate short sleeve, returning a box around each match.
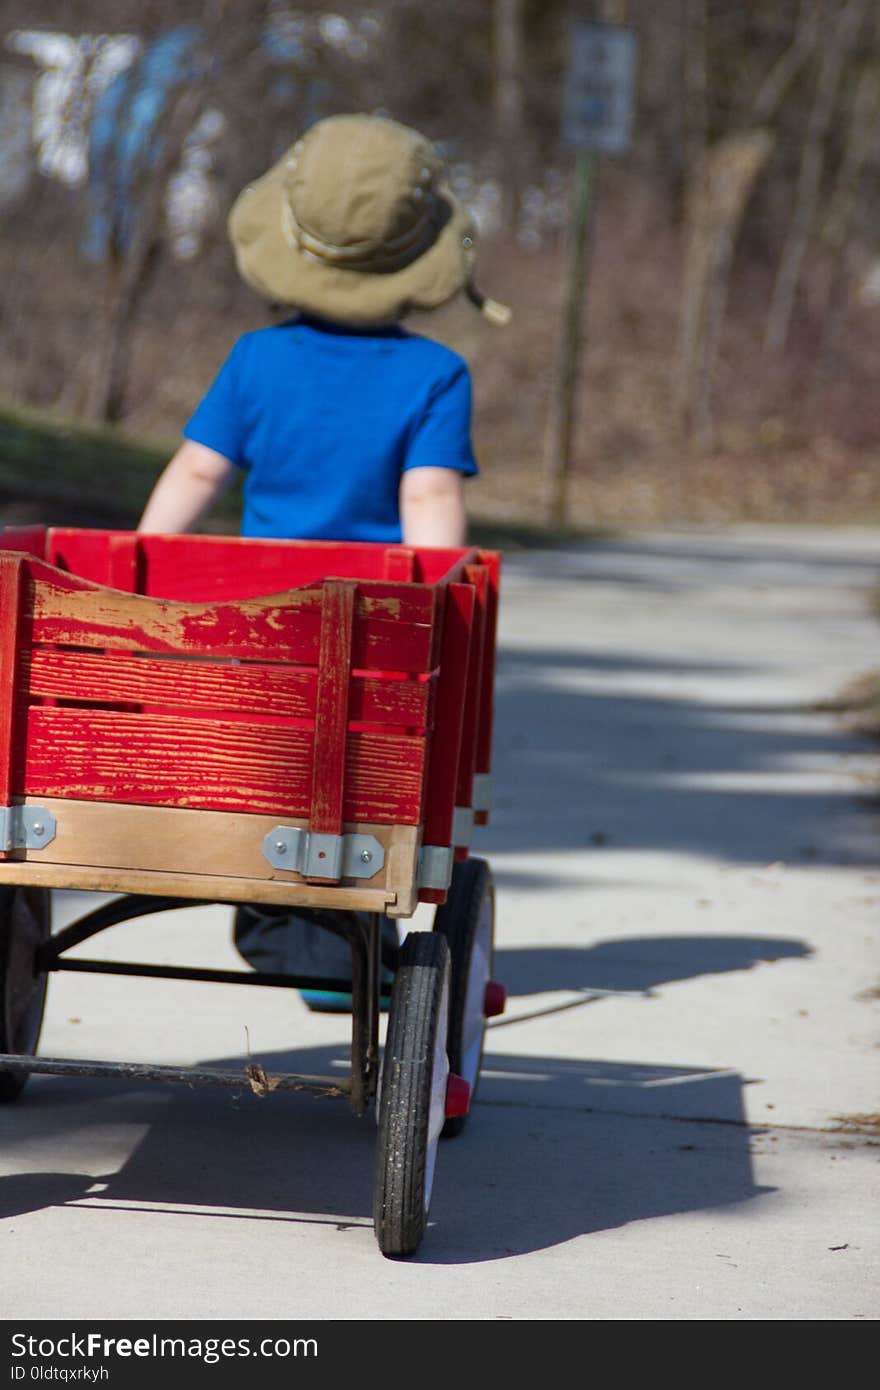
[182,337,251,469]
[403,359,478,477]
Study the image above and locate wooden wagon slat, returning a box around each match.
[42,538,437,611]
[0,858,398,913]
[26,576,435,671]
[420,581,474,854]
[474,550,501,781]
[24,553,435,610]
[48,530,400,596]
[20,649,431,727]
[0,796,420,905]
[20,707,425,822]
[0,555,24,834]
[310,578,355,843]
[455,562,489,809]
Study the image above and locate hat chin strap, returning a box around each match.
[465,278,512,326]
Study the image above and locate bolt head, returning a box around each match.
[274,841,287,854]
[360,849,373,863]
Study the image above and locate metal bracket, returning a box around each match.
[418,844,454,891]
[0,804,56,852]
[262,828,384,880]
[452,805,474,848]
[472,773,493,814]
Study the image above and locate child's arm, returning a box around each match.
[138,441,238,533]
[399,467,467,547]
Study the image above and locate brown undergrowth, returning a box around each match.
[2,171,880,530]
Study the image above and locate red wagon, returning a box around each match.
[0,526,504,1257]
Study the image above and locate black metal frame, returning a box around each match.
[7,892,401,1117]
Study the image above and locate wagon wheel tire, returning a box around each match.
[373,931,450,1258]
[433,856,494,1138]
[0,886,51,1102]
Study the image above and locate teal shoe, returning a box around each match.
[299,989,354,1013]
[300,985,392,1014]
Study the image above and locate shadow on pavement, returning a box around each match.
[0,925,808,1262]
[506,534,880,586]
[494,934,810,997]
[0,1039,768,1265]
[481,640,880,869]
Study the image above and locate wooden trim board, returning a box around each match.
[0,797,422,917]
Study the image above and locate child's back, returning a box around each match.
[182,316,476,542]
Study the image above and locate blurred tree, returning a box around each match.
[764,0,869,355]
[494,0,527,223]
[1,0,880,485]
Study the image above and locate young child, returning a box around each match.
[138,112,508,1006]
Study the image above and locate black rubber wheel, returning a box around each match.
[373,931,450,1258]
[433,856,494,1137]
[0,886,51,1102]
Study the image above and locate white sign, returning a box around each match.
[562,20,638,155]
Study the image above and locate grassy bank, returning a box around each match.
[0,398,604,549]
[0,401,240,532]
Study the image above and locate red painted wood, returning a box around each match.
[48,531,394,598]
[382,548,417,582]
[421,582,474,850]
[0,556,24,853]
[41,556,435,617]
[415,547,480,585]
[21,649,430,728]
[45,528,109,580]
[106,533,142,592]
[27,568,435,672]
[309,580,355,847]
[455,563,489,809]
[474,550,500,782]
[46,530,486,597]
[21,708,425,822]
[0,526,47,559]
[8,533,501,859]
[136,534,392,599]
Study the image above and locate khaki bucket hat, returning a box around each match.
[228,113,510,326]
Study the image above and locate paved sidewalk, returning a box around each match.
[1,526,878,1320]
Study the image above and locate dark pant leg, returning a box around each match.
[233,905,397,979]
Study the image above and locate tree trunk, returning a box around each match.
[675,0,709,436]
[86,84,206,423]
[677,131,774,446]
[676,0,825,442]
[493,0,527,227]
[763,0,868,357]
[812,63,880,372]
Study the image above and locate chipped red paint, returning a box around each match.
[1,530,499,895]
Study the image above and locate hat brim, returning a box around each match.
[228,156,476,325]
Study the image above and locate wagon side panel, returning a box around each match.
[4,558,439,913]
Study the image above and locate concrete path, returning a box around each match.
[2,526,878,1320]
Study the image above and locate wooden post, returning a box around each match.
[543,148,599,530]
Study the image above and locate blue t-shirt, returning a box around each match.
[183,317,478,542]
